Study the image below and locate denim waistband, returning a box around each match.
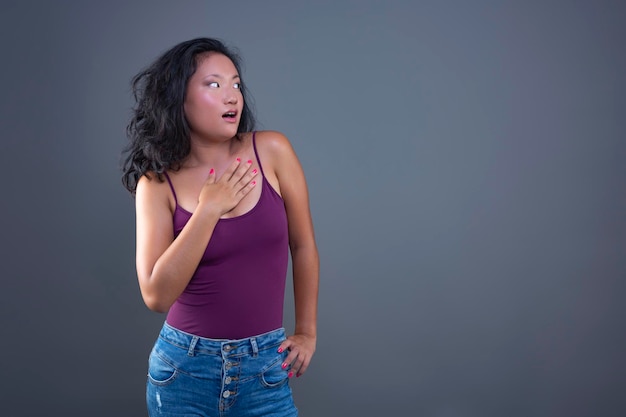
[158,322,286,357]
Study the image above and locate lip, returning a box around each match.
[222,109,239,123]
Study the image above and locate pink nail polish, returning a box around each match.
[278,347,283,353]
[288,372,293,378]
[209,168,214,174]
[251,180,256,186]
[247,159,252,164]
[282,363,287,369]
[252,169,257,174]
[236,157,241,162]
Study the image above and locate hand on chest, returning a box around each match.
[174,160,262,219]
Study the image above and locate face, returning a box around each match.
[184,52,244,141]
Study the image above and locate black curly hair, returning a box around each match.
[121,37,256,195]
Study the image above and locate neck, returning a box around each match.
[184,135,241,167]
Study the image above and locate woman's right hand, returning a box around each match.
[198,158,258,216]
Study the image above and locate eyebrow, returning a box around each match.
[204,74,240,79]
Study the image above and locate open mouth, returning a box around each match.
[222,111,237,120]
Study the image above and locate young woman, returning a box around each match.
[121,37,319,416]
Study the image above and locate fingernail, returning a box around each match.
[247,159,252,164]
[296,373,301,378]
[252,169,257,174]
[251,180,256,186]
[236,158,241,162]
[278,347,283,353]
[209,168,214,174]
[288,372,293,378]
[282,363,288,369]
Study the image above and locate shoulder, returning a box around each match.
[137,171,168,191]
[253,129,301,168]
[253,130,294,153]
[136,171,175,212]
[253,130,299,165]
[250,131,304,196]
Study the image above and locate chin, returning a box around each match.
[226,129,240,139]
[227,124,241,136]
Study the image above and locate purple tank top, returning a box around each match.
[164,133,289,339]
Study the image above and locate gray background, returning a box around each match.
[1,0,624,416]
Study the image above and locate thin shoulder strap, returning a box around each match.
[162,172,178,205]
[252,131,266,177]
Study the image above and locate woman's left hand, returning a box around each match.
[278,333,316,378]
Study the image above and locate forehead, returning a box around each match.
[194,52,239,76]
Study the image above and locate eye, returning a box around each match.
[233,82,241,89]
[207,81,219,88]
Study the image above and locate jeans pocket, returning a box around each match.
[147,348,178,386]
[260,352,289,388]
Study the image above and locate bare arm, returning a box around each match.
[135,160,257,312]
[263,131,320,377]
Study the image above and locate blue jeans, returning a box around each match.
[146,322,298,417]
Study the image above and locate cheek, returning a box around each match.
[184,96,220,127]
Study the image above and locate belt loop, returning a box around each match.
[250,337,258,357]
[188,336,199,356]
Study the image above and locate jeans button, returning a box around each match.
[223,390,231,398]
[225,377,232,384]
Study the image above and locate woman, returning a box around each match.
[121,37,319,416]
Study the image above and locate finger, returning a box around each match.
[282,347,300,372]
[243,179,257,194]
[206,168,216,183]
[219,158,243,182]
[289,352,305,377]
[277,341,290,354]
[278,340,294,367]
[229,159,253,183]
[296,357,311,377]
[235,168,258,192]
[278,336,297,355]
[230,180,256,204]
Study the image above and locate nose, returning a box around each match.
[224,90,238,105]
